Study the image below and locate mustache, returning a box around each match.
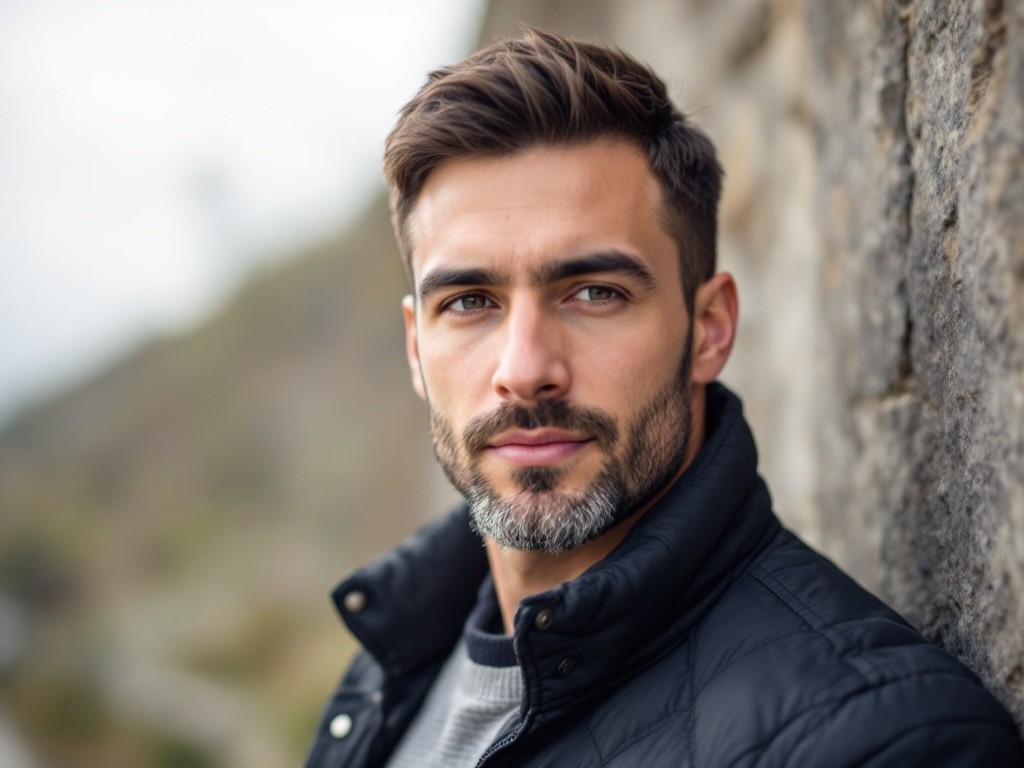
[463,399,618,453]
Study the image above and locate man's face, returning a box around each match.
[403,140,696,552]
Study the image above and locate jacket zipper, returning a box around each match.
[474,715,529,768]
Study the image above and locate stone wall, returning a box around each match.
[811,0,1024,727]
[479,0,1024,728]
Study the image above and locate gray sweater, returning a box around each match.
[385,587,523,767]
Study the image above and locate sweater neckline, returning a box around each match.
[464,577,517,668]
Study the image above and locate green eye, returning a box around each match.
[448,294,492,312]
[576,286,618,302]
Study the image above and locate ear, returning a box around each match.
[690,272,738,385]
[402,295,426,400]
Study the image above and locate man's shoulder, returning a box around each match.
[692,527,941,686]
[578,530,1023,767]
[682,530,1018,764]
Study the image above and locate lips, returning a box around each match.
[487,429,593,467]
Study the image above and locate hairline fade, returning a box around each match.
[383,26,723,309]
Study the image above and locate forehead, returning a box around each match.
[406,141,674,281]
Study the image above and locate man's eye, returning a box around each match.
[446,294,493,312]
[573,285,620,302]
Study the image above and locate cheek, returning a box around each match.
[572,318,688,402]
[418,334,495,416]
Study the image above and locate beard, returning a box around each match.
[429,335,694,553]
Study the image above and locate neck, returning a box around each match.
[487,385,706,634]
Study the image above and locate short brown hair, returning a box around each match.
[384,27,723,305]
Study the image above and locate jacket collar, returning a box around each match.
[334,383,779,716]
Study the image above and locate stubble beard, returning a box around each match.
[429,336,694,553]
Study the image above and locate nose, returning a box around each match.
[491,301,570,402]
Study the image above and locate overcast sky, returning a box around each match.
[0,0,483,425]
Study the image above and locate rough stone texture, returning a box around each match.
[810,0,1024,727]
[480,0,1024,729]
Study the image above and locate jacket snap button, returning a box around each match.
[534,608,554,630]
[343,590,366,613]
[329,713,353,739]
[557,658,575,676]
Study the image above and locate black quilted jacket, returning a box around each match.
[304,385,1023,767]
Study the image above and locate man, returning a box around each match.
[304,28,1022,767]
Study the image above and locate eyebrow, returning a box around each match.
[532,250,658,290]
[417,266,510,303]
[415,249,657,303]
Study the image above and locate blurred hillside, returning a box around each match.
[0,196,457,767]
